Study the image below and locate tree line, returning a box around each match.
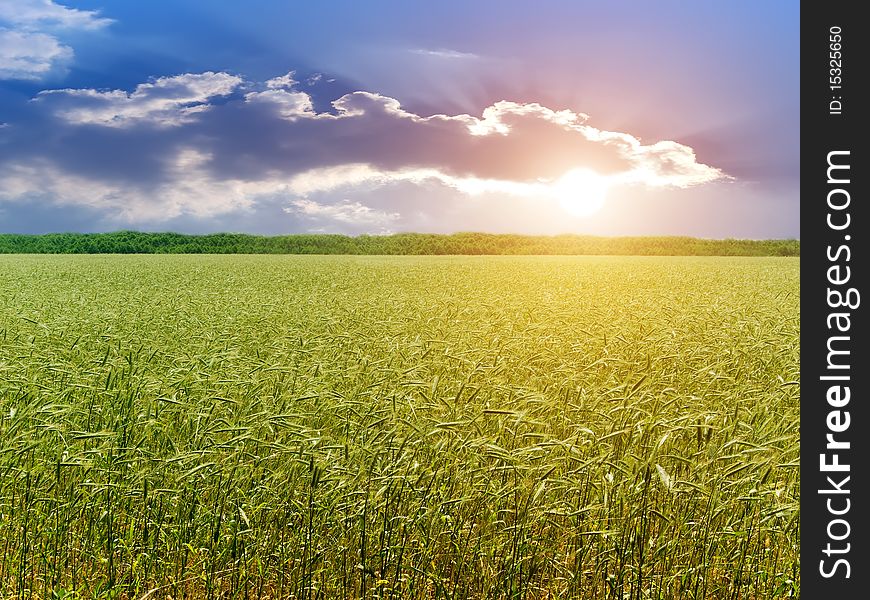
[0,232,800,256]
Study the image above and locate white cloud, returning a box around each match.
[37,72,243,126]
[33,71,722,193]
[239,92,723,192]
[0,149,296,222]
[245,70,316,119]
[0,0,112,30]
[0,155,392,229]
[265,70,298,90]
[286,198,400,230]
[1,71,728,228]
[285,164,413,195]
[271,92,723,195]
[411,48,479,60]
[0,160,131,212]
[244,88,313,119]
[466,100,589,135]
[0,1,111,80]
[283,164,594,205]
[0,29,71,79]
[624,140,723,187]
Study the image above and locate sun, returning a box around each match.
[553,169,610,217]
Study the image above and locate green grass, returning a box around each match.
[0,232,800,256]
[0,255,799,599]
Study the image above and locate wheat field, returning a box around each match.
[0,255,799,599]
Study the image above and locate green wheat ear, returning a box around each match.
[0,254,799,599]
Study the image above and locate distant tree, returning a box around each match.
[0,232,799,257]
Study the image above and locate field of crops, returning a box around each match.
[0,255,799,599]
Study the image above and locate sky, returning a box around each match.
[0,1,799,237]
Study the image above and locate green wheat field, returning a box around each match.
[0,255,799,599]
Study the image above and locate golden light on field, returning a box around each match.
[553,169,610,217]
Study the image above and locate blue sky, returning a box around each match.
[0,1,799,237]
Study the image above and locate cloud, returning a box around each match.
[411,48,479,60]
[265,70,298,90]
[287,198,399,231]
[0,70,727,231]
[0,0,111,30]
[0,149,293,222]
[0,0,111,80]
[0,29,71,79]
[36,72,243,126]
[211,91,721,190]
[244,89,314,120]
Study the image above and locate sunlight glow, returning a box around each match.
[552,169,610,217]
